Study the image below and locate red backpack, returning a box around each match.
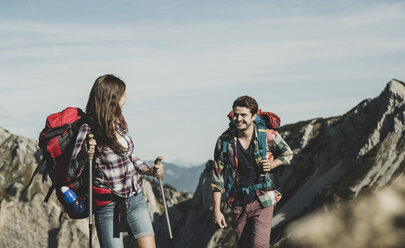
[227,109,281,129]
[23,107,112,219]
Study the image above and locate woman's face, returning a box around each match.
[119,91,127,109]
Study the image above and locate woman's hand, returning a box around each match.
[152,163,164,178]
[85,137,97,158]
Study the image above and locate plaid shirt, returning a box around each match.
[68,123,150,198]
[212,124,293,208]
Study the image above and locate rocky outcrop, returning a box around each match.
[283,176,405,248]
[0,127,102,247]
[0,127,192,248]
[271,79,405,244]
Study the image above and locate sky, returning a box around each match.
[1,0,404,165]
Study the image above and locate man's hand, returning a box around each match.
[214,210,227,229]
[260,159,283,172]
[213,191,227,228]
[260,159,273,172]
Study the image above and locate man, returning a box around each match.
[212,95,293,248]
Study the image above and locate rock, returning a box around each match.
[271,79,405,244]
[283,177,405,248]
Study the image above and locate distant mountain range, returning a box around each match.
[167,158,203,169]
[145,160,205,193]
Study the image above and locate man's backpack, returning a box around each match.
[23,107,112,219]
[222,110,281,198]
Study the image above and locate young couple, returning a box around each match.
[70,74,292,248]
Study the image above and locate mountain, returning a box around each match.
[0,127,192,248]
[145,161,205,193]
[0,79,404,247]
[168,158,203,169]
[283,176,405,248]
[270,79,405,244]
[0,128,95,248]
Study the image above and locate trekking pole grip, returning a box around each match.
[154,156,163,181]
[88,134,95,160]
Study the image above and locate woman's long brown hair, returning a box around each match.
[86,74,126,154]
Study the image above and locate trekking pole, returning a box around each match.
[155,156,173,240]
[88,134,95,248]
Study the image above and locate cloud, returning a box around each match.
[1,1,404,161]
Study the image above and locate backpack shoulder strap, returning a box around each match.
[219,127,232,153]
[219,128,236,197]
[255,116,268,160]
[21,157,46,193]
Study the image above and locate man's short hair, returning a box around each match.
[232,95,258,115]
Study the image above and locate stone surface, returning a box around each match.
[270,79,405,244]
[283,177,405,248]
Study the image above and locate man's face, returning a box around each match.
[232,106,257,132]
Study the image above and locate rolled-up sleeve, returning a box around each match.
[68,124,90,179]
[211,137,226,193]
[130,154,150,174]
[269,131,293,165]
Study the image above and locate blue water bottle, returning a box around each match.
[60,186,86,215]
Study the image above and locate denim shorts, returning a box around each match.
[95,192,154,248]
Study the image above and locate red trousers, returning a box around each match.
[232,200,274,248]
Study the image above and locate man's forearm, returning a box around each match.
[213,191,222,212]
[270,159,283,170]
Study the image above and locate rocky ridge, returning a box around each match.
[283,176,405,248]
[271,79,405,243]
[0,127,191,248]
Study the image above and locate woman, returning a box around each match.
[68,74,163,248]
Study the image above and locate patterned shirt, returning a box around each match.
[68,123,150,198]
[212,124,293,208]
